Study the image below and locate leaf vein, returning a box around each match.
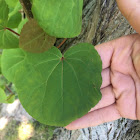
[41,61,61,120]
[65,50,90,57]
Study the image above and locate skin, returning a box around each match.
[65,0,140,130]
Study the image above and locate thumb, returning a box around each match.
[117,0,140,34]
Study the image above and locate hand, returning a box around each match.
[65,0,140,130]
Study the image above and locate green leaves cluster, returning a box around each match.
[0,0,103,127]
[0,0,83,50]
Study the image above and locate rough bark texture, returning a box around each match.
[0,0,140,139]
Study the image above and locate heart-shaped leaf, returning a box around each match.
[19,19,56,53]
[1,43,102,126]
[32,0,83,38]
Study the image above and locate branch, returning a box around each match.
[57,38,67,49]
[19,0,33,19]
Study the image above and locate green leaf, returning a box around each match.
[0,88,7,103]
[32,0,83,38]
[0,75,8,87]
[5,0,18,8]
[0,0,19,49]
[7,12,22,28]
[18,18,28,34]
[0,0,9,27]
[6,94,15,103]
[0,30,19,49]
[19,19,56,53]
[1,43,102,126]
[0,54,1,74]
[7,2,22,28]
[0,87,15,103]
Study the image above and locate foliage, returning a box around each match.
[0,0,102,127]
[2,43,102,126]
[0,75,15,103]
[5,0,18,8]
[0,0,19,49]
[7,2,22,29]
[0,88,15,103]
[19,19,56,53]
[18,18,28,33]
[32,0,83,38]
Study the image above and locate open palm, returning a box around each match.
[66,0,140,130]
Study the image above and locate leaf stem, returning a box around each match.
[19,0,33,19]
[5,85,15,96]
[5,28,20,36]
[57,38,67,49]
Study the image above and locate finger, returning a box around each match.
[131,36,140,119]
[95,34,138,70]
[117,0,140,34]
[101,68,111,89]
[65,104,121,130]
[90,85,115,112]
[95,42,114,69]
[134,54,140,78]
[132,37,140,78]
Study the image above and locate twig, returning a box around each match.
[5,85,14,95]
[57,38,67,49]
[5,28,20,36]
[19,0,33,19]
